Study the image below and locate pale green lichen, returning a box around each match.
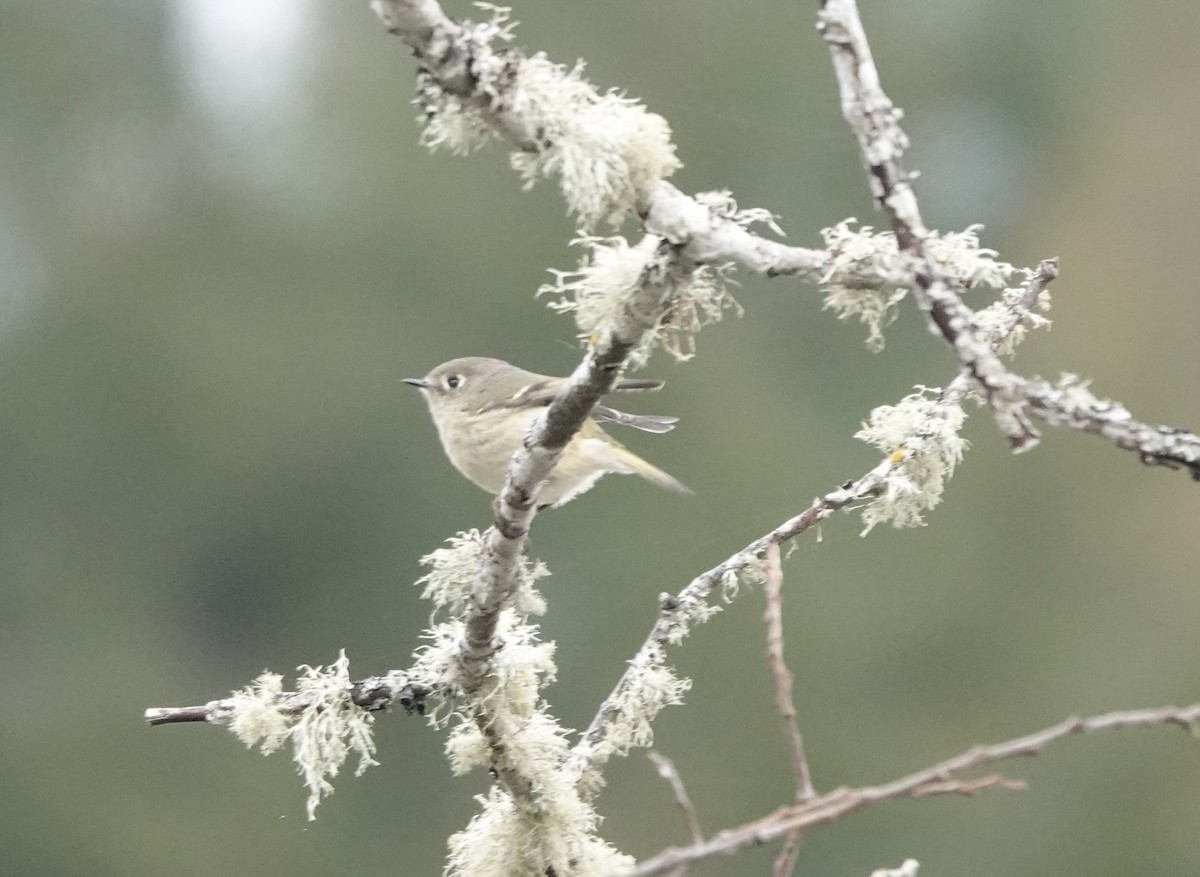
[415,6,678,228]
[578,646,692,784]
[507,53,680,228]
[856,389,969,534]
[717,552,768,603]
[542,234,739,366]
[228,651,378,820]
[228,671,289,754]
[821,221,1019,351]
[417,530,548,619]
[971,278,1053,357]
[446,784,634,877]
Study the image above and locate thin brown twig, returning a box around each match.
[648,751,704,847]
[762,543,814,877]
[773,829,804,877]
[763,543,816,803]
[619,703,1200,877]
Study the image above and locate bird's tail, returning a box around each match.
[597,440,693,496]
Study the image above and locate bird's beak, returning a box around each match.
[402,378,429,389]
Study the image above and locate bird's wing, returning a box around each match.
[613,379,664,392]
[478,378,561,413]
[592,406,679,434]
[482,377,664,413]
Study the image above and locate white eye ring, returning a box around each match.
[445,374,463,390]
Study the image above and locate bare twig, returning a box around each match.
[762,543,813,877]
[773,831,804,877]
[619,704,1200,877]
[648,751,704,846]
[763,543,816,804]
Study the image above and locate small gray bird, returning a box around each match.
[404,357,692,507]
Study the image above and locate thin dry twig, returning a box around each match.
[619,704,1200,877]
[762,543,813,877]
[763,543,816,803]
[773,831,804,877]
[648,751,704,847]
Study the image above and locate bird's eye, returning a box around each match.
[445,374,463,390]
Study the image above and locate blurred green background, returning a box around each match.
[2,1,1197,875]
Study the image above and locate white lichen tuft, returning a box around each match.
[1052,372,1111,411]
[695,189,785,236]
[416,71,497,155]
[417,530,487,615]
[409,619,468,726]
[417,530,548,619]
[228,671,289,754]
[654,590,722,646]
[971,278,1053,357]
[542,235,740,366]
[432,603,629,876]
[414,6,678,227]
[580,646,692,784]
[856,389,969,534]
[227,651,378,820]
[717,552,768,603]
[446,785,634,877]
[926,225,1016,290]
[543,234,654,334]
[823,283,907,352]
[445,721,491,776]
[820,221,907,350]
[412,608,556,754]
[486,613,558,716]
[820,221,1018,351]
[414,7,516,155]
[506,54,680,227]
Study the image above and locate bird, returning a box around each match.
[404,356,692,507]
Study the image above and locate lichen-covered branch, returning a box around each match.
[816,1,1200,478]
[818,0,1037,450]
[372,0,845,282]
[144,668,428,727]
[620,703,1200,877]
[147,655,427,819]
[1022,378,1200,479]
